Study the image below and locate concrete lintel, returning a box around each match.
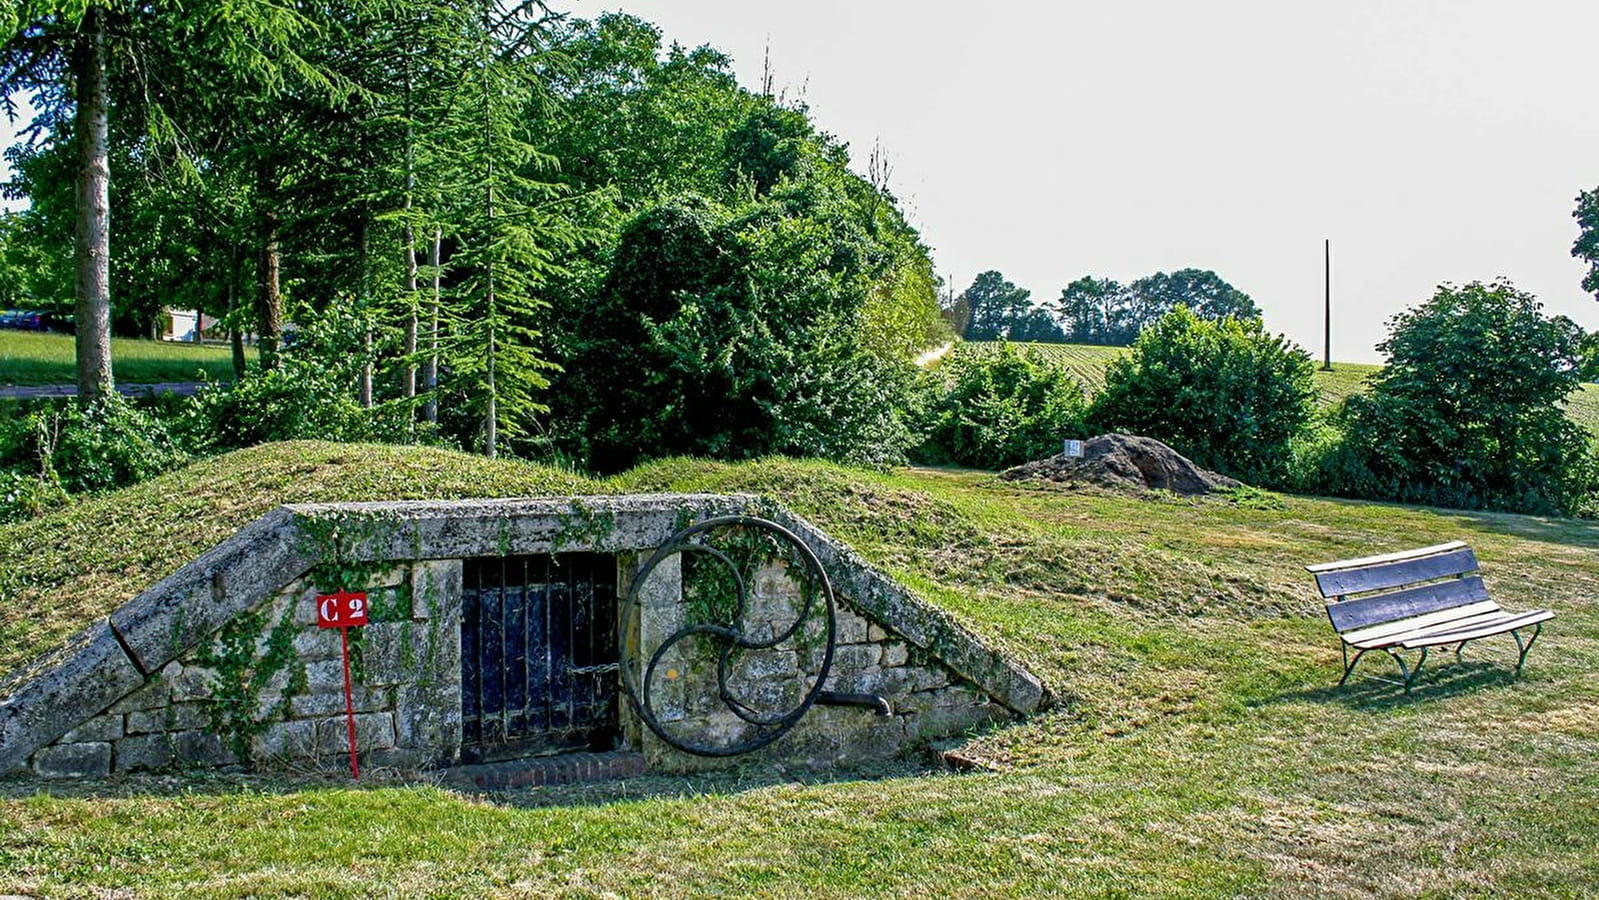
[109,507,313,673]
[284,494,760,560]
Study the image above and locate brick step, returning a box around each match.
[442,750,646,790]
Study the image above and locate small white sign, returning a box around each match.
[1063,439,1084,458]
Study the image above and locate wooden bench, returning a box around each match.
[1307,541,1553,692]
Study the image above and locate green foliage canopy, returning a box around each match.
[535,14,942,472]
[1090,306,1315,485]
[1056,268,1260,346]
[1573,187,1599,300]
[914,341,1088,470]
[1339,280,1592,515]
[950,270,1062,342]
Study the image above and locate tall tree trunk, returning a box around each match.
[402,66,419,420]
[359,218,373,408]
[73,5,113,404]
[404,229,418,367]
[480,14,497,460]
[423,226,440,425]
[255,205,282,371]
[228,244,246,378]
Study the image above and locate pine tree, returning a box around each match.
[435,1,579,458]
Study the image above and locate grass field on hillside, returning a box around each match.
[971,341,1599,434]
[970,340,1384,403]
[0,330,244,386]
[2,442,1597,898]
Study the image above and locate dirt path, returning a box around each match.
[0,382,208,400]
[914,341,955,367]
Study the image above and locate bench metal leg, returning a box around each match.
[1339,644,1427,692]
[1511,622,1542,675]
[1385,646,1428,693]
[1453,640,1469,662]
[1338,644,1369,686]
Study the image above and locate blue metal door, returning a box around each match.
[461,553,620,761]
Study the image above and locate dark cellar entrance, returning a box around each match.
[460,553,621,762]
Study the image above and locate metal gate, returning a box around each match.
[460,553,620,761]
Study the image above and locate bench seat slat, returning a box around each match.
[1305,540,1468,574]
[1314,547,1479,598]
[1326,576,1492,633]
[1399,609,1554,649]
[1343,602,1505,648]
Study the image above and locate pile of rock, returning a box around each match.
[999,434,1240,495]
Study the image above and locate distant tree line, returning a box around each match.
[941,267,1260,345]
[919,277,1594,518]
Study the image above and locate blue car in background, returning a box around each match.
[0,309,52,331]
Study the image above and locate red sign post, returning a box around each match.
[315,589,369,779]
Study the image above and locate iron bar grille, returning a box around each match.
[461,553,620,761]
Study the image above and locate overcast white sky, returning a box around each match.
[602,0,1599,362]
[5,3,1596,362]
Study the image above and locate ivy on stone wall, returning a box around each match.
[192,604,305,765]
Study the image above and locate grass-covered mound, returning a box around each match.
[3,442,1598,897]
[0,441,600,680]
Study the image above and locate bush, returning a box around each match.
[177,367,377,453]
[913,342,1089,469]
[53,396,187,492]
[175,311,413,453]
[551,192,921,472]
[0,468,68,523]
[0,395,187,495]
[1337,280,1593,515]
[1089,307,1315,485]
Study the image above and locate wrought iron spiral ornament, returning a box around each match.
[619,515,837,757]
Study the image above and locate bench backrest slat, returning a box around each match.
[1313,547,1478,598]
[1325,575,1491,633]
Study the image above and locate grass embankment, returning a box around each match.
[3,442,1598,897]
[0,331,245,386]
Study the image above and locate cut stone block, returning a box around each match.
[58,713,124,744]
[125,702,207,735]
[33,742,113,778]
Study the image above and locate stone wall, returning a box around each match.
[623,552,1007,772]
[29,561,462,778]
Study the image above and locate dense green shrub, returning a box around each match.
[52,396,187,492]
[177,368,377,453]
[550,190,919,473]
[1335,280,1593,515]
[1089,307,1315,485]
[914,342,1089,470]
[0,395,186,496]
[176,311,413,453]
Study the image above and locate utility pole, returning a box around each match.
[1322,239,1332,371]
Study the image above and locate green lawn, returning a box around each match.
[0,330,244,386]
[2,442,1596,897]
